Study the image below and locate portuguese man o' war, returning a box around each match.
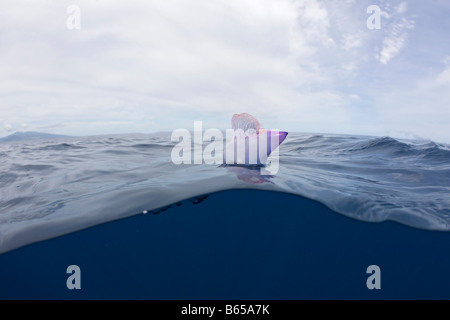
[224,113,288,166]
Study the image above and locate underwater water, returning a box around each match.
[0,132,449,299]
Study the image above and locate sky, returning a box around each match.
[1,0,449,143]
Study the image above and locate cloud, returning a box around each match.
[376,4,415,64]
[3,123,13,132]
[0,0,352,134]
[377,18,414,64]
[341,32,364,51]
[0,0,449,143]
[396,2,407,14]
[435,57,450,85]
[372,58,450,143]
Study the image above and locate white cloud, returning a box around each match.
[377,12,415,64]
[373,58,450,143]
[342,32,364,51]
[0,0,351,135]
[436,57,450,85]
[436,67,450,85]
[396,2,407,14]
[3,123,13,132]
[0,0,449,143]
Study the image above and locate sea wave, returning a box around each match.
[0,132,449,253]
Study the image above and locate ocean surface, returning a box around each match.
[0,132,449,299]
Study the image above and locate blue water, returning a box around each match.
[0,132,449,299]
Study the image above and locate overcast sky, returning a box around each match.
[1,0,449,142]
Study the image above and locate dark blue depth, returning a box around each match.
[1,189,450,299]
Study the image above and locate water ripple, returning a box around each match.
[0,132,449,253]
